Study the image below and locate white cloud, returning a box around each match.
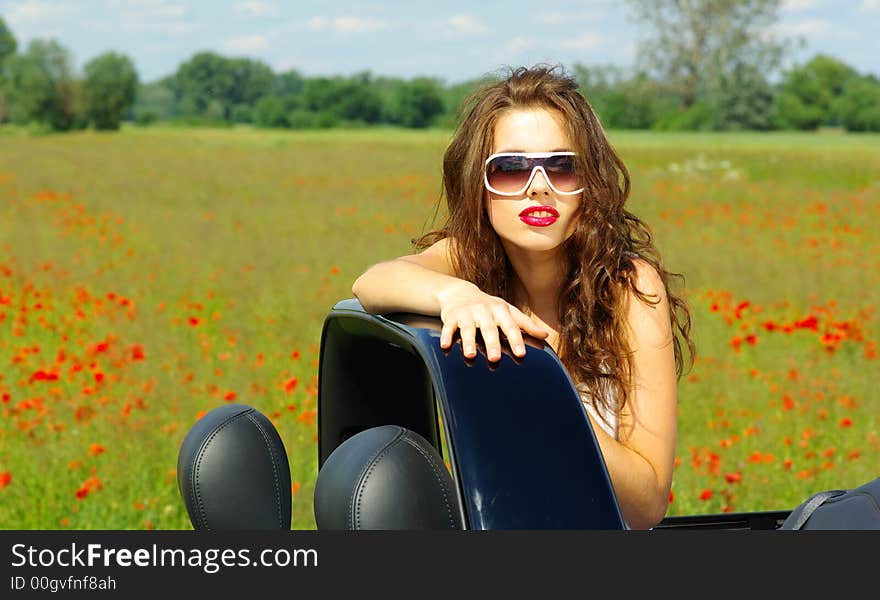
[447,13,487,35]
[771,18,832,37]
[506,36,531,54]
[306,15,387,33]
[120,21,200,36]
[306,16,329,31]
[156,3,185,17]
[125,0,186,15]
[223,34,269,53]
[782,0,821,12]
[112,0,188,22]
[538,11,599,24]
[859,0,880,11]
[4,1,73,24]
[235,2,277,17]
[334,16,387,33]
[558,32,603,51]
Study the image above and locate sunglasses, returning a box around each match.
[484,152,584,197]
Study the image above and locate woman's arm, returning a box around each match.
[588,259,678,530]
[352,238,548,361]
[352,238,464,315]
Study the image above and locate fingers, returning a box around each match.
[510,306,550,340]
[491,305,526,358]
[474,307,502,362]
[439,318,456,351]
[440,301,549,363]
[458,319,478,360]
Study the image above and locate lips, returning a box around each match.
[519,205,559,227]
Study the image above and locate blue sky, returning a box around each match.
[1,0,878,84]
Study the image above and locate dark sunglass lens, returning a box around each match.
[544,155,575,173]
[487,156,532,193]
[544,155,580,192]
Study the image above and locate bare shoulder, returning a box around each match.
[629,257,666,302]
[624,257,672,349]
[397,236,456,276]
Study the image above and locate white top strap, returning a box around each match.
[576,382,618,440]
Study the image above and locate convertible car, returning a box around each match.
[177,298,795,530]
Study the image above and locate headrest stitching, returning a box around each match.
[350,427,405,529]
[192,408,254,529]
[246,412,284,529]
[403,435,459,529]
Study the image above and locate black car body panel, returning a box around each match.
[318,299,625,529]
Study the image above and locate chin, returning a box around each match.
[501,230,569,253]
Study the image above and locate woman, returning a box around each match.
[352,65,695,530]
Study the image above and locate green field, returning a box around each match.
[1,126,878,529]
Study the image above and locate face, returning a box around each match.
[486,107,582,256]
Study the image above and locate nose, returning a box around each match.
[527,167,551,196]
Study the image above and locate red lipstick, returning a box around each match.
[519,205,559,227]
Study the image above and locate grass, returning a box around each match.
[0,126,877,528]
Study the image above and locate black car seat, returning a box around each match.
[177,404,291,530]
[313,424,463,530]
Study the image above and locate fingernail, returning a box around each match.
[515,345,525,355]
[465,345,474,355]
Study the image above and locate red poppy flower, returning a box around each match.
[88,444,105,456]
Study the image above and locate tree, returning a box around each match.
[0,17,16,67]
[301,72,382,125]
[389,78,445,128]
[132,78,176,124]
[772,54,858,129]
[3,38,79,130]
[573,63,677,129]
[0,17,17,121]
[714,63,775,130]
[171,52,273,123]
[253,95,287,128]
[228,57,273,108]
[273,69,305,97]
[833,75,880,132]
[172,52,232,117]
[83,52,138,130]
[624,0,787,110]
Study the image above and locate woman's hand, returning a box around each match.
[437,281,549,362]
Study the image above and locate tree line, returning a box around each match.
[1,6,879,133]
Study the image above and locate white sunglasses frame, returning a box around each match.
[483,152,585,197]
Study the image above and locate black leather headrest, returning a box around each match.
[314,425,463,530]
[177,404,291,530]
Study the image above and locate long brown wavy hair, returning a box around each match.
[415,64,695,429]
